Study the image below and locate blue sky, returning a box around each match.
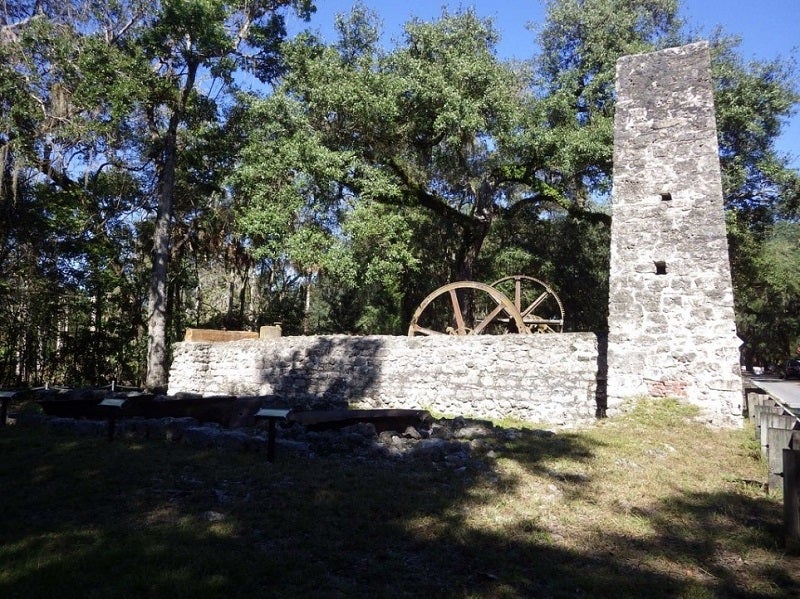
[287,0,799,169]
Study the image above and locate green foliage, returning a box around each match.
[230,93,350,275]
[759,223,800,297]
[533,0,799,350]
[480,201,611,332]
[531,0,683,198]
[232,1,799,336]
[733,219,800,366]
[0,163,148,385]
[711,34,800,213]
[705,35,800,368]
[330,201,422,334]
[235,6,617,331]
[343,202,420,290]
[0,1,315,385]
[1,0,798,379]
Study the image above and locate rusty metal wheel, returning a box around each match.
[490,275,565,333]
[408,281,529,337]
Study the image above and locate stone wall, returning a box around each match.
[168,333,604,427]
[606,42,742,426]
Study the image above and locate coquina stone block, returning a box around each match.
[606,42,742,426]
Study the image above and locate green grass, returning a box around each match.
[1,399,798,598]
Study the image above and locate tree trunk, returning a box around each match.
[144,149,175,391]
[144,61,198,391]
[455,180,495,281]
[451,181,495,326]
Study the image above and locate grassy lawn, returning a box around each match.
[1,399,797,598]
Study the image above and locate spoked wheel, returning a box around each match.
[490,275,565,333]
[408,281,529,337]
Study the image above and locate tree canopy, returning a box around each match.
[0,0,797,385]
[1,0,315,388]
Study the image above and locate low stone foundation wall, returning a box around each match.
[168,333,604,427]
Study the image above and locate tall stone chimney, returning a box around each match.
[606,41,742,426]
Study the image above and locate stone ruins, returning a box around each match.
[168,42,743,428]
[605,41,742,426]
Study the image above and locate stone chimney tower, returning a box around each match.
[606,41,742,426]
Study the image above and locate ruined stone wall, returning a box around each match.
[607,42,742,425]
[168,334,603,427]
[168,42,747,429]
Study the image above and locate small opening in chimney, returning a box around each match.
[654,261,667,275]
[660,192,672,202]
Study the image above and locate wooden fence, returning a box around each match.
[745,389,800,551]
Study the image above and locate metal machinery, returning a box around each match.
[408,275,564,336]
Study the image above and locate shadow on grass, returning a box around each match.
[0,425,795,598]
[596,488,794,598]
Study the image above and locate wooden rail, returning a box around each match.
[745,386,800,552]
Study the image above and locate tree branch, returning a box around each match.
[504,182,611,226]
[382,155,479,232]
